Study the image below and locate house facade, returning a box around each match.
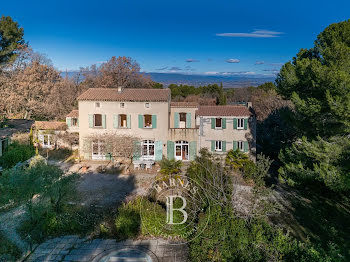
[73,87,256,162]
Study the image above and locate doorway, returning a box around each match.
[175,140,189,161]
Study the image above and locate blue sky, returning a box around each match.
[2,0,349,76]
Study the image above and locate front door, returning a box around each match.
[175,141,189,161]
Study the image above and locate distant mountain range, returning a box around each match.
[61,71,275,88]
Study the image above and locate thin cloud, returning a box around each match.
[263,68,280,74]
[226,59,240,63]
[156,66,168,71]
[169,66,182,71]
[255,61,265,65]
[216,30,283,38]
[268,62,284,66]
[186,58,200,63]
[204,71,256,76]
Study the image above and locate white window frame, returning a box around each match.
[215,118,222,129]
[119,114,127,128]
[95,102,101,108]
[215,140,222,152]
[92,139,105,160]
[141,140,155,160]
[238,141,244,151]
[120,103,125,108]
[42,134,52,148]
[94,114,103,127]
[145,103,150,109]
[237,118,244,129]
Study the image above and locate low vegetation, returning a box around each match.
[0,142,35,169]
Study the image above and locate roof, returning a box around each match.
[66,110,79,118]
[77,88,170,102]
[170,102,199,108]
[196,105,251,117]
[0,119,34,139]
[35,121,67,131]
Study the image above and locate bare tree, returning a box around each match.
[83,133,141,173]
[81,56,153,89]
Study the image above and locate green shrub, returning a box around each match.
[115,203,141,239]
[159,158,182,176]
[0,142,35,169]
[0,230,21,262]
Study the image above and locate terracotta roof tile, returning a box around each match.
[66,110,79,118]
[196,105,251,117]
[170,102,199,108]
[77,88,170,102]
[35,121,67,130]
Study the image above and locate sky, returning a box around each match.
[1,0,350,76]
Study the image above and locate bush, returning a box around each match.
[0,142,35,169]
[159,158,182,176]
[190,205,338,262]
[0,230,21,262]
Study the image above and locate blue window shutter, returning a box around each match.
[211,141,215,152]
[233,118,237,129]
[155,141,163,161]
[66,117,72,127]
[244,118,248,130]
[113,115,118,129]
[89,114,93,128]
[222,141,226,152]
[233,141,238,151]
[186,113,191,128]
[127,115,131,128]
[189,141,197,160]
[167,141,174,159]
[222,118,226,129]
[102,114,106,128]
[152,115,157,128]
[138,115,143,128]
[244,141,249,152]
[174,112,179,128]
[211,118,215,129]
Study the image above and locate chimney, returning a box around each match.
[117,86,123,93]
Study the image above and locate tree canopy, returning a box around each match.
[0,16,26,65]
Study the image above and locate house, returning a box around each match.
[75,87,256,163]
[0,119,34,157]
[34,121,67,149]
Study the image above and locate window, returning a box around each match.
[119,114,127,128]
[215,118,222,128]
[238,141,244,151]
[94,114,102,127]
[71,118,78,127]
[142,140,155,158]
[144,114,152,128]
[215,140,222,152]
[95,102,100,108]
[237,118,244,129]
[42,134,52,148]
[179,113,186,128]
[120,103,125,108]
[92,140,105,159]
[145,103,150,108]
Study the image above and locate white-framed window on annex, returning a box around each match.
[71,117,78,127]
[215,140,222,151]
[42,134,53,148]
[142,140,155,160]
[237,118,244,129]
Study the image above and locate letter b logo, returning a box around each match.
[166,196,188,225]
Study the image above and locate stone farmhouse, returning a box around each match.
[37,87,256,164]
